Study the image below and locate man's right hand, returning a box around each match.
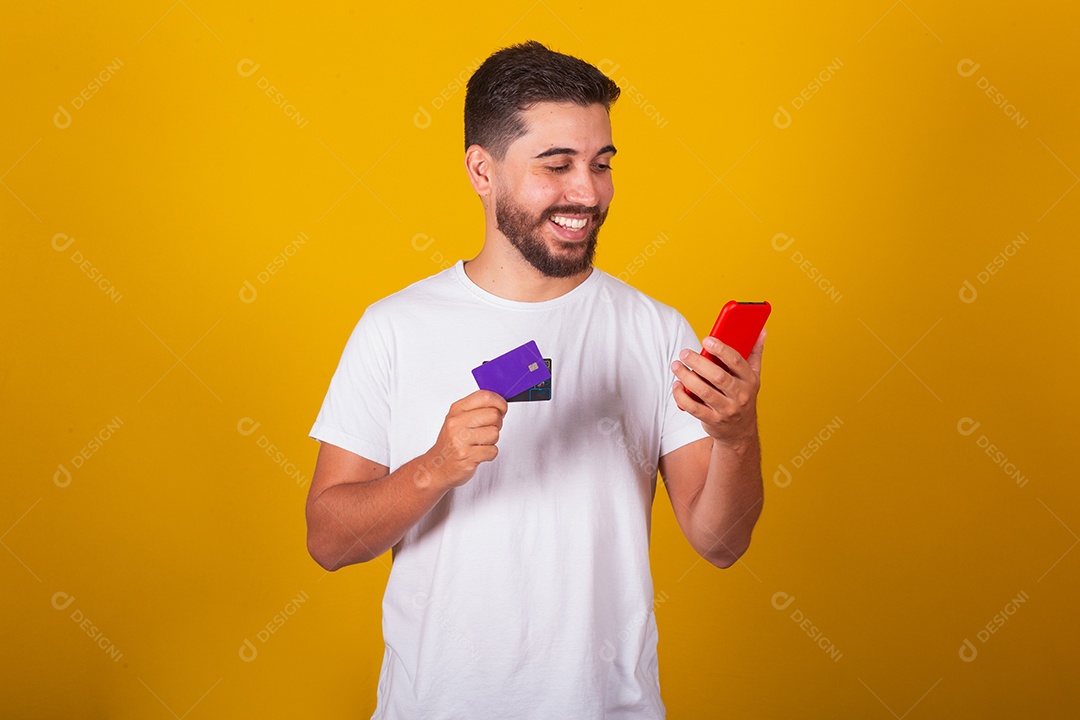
[419,390,508,489]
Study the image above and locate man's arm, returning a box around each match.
[659,331,766,568]
[305,390,507,571]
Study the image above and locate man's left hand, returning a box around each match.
[670,330,765,446]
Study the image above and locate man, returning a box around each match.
[306,40,765,719]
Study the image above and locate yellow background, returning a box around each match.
[3,1,1078,717]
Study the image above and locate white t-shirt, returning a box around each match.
[310,260,709,719]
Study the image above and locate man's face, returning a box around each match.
[491,102,616,278]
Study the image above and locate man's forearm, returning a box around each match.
[690,435,764,567]
[307,452,449,570]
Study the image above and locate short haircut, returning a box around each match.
[464,40,621,159]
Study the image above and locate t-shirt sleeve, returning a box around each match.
[659,312,710,458]
[308,308,392,467]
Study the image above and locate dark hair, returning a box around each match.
[464,40,620,159]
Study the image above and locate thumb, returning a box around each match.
[748,328,766,377]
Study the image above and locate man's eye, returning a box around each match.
[593,163,612,172]
[547,165,570,172]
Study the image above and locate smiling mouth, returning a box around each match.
[547,214,592,240]
[549,214,589,230]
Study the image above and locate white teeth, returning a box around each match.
[551,215,587,230]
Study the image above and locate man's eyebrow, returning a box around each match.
[532,144,618,160]
[533,147,578,159]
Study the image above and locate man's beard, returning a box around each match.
[495,187,607,279]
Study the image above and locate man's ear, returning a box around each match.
[464,144,495,198]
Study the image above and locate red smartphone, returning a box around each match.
[686,300,771,402]
[703,300,771,363]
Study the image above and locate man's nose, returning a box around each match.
[564,166,600,207]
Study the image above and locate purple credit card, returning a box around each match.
[472,340,551,399]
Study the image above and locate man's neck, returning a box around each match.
[463,243,593,303]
